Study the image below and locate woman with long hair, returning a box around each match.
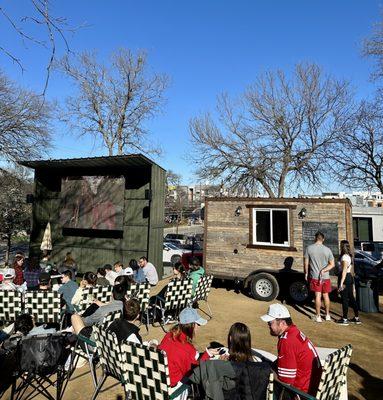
[158,308,209,388]
[227,322,253,362]
[12,255,25,286]
[336,240,361,325]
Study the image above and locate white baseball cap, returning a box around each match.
[261,303,291,322]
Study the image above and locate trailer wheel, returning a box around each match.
[288,280,309,304]
[250,273,279,301]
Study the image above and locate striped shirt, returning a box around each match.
[277,324,322,394]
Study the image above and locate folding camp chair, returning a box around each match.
[153,278,193,332]
[0,290,23,324]
[77,286,113,314]
[10,333,72,400]
[191,274,213,319]
[91,324,128,400]
[120,340,190,400]
[125,282,151,331]
[71,310,123,388]
[24,290,63,327]
[274,344,353,400]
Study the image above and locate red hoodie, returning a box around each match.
[159,331,210,386]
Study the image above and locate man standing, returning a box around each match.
[304,231,335,322]
[138,256,159,286]
[261,303,321,395]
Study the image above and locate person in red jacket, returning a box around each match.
[261,303,322,395]
[158,307,210,388]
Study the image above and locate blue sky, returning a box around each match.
[0,0,381,185]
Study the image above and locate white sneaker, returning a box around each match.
[312,315,322,323]
[325,315,332,321]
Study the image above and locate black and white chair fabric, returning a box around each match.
[125,282,151,330]
[121,341,189,400]
[191,274,213,319]
[0,290,23,323]
[154,278,193,332]
[91,324,128,400]
[71,310,123,388]
[24,290,62,325]
[78,286,113,313]
[274,344,353,400]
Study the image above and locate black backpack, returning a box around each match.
[19,334,67,376]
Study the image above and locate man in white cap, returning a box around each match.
[0,269,17,291]
[261,303,321,395]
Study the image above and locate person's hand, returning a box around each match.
[93,299,103,307]
[219,354,230,361]
[338,285,345,292]
[207,348,221,357]
[304,272,308,282]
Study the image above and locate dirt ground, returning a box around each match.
[5,279,383,400]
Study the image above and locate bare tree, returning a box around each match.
[0,168,32,265]
[0,0,77,94]
[363,16,383,82]
[189,63,352,197]
[0,71,52,162]
[331,99,383,193]
[57,49,168,156]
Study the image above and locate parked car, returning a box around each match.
[354,250,381,264]
[357,242,383,261]
[354,255,383,281]
[164,233,188,245]
[163,242,187,266]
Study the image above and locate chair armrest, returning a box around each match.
[77,334,96,347]
[170,383,190,399]
[274,380,317,400]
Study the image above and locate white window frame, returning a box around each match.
[252,208,290,246]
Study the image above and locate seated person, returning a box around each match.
[107,298,142,344]
[158,308,210,389]
[23,257,42,290]
[58,270,78,314]
[104,264,118,285]
[71,271,98,310]
[190,322,272,400]
[0,269,17,291]
[114,274,135,287]
[96,267,110,287]
[70,283,126,338]
[188,257,205,295]
[130,259,145,283]
[38,272,51,290]
[138,256,159,286]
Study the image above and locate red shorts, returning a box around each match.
[309,278,331,293]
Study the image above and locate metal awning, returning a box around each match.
[18,154,165,171]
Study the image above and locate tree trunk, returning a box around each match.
[5,234,11,266]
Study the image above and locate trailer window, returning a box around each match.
[253,208,289,246]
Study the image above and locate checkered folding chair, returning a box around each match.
[91,323,128,400]
[191,274,213,319]
[153,278,193,332]
[274,344,353,400]
[0,290,23,323]
[24,290,63,326]
[71,310,123,388]
[120,340,190,400]
[125,282,151,331]
[77,286,113,314]
[267,372,274,400]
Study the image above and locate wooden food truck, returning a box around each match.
[203,197,353,302]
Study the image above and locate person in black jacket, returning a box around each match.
[107,298,142,344]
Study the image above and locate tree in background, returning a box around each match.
[0,0,78,94]
[331,99,383,193]
[57,49,168,156]
[189,63,352,198]
[363,16,383,84]
[0,168,32,265]
[165,170,188,233]
[0,71,52,162]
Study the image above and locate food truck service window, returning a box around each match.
[252,208,290,246]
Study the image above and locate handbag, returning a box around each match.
[20,334,66,375]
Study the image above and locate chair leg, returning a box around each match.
[91,373,107,400]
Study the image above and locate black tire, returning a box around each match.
[250,273,279,301]
[170,255,181,265]
[288,280,310,304]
